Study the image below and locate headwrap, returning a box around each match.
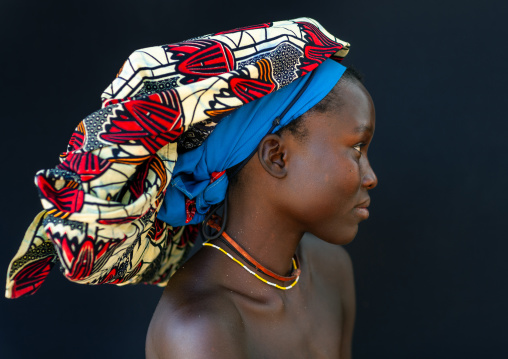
[5,18,350,299]
[159,59,346,226]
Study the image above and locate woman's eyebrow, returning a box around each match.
[354,125,374,134]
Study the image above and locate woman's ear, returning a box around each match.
[258,134,287,179]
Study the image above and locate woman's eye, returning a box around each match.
[353,144,364,154]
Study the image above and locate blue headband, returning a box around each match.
[158,59,346,226]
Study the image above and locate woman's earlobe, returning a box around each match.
[258,134,288,179]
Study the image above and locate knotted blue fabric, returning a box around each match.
[158,59,347,226]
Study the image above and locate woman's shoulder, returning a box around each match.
[146,274,245,358]
[146,250,247,358]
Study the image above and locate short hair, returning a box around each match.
[228,66,364,187]
[274,66,364,141]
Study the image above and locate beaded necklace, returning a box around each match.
[203,242,300,290]
[203,222,301,290]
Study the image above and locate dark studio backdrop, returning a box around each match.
[0,0,506,358]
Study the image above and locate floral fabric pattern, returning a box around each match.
[6,18,349,298]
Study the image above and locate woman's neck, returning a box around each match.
[224,187,305,277]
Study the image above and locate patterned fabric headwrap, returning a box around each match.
[6,18,350,299]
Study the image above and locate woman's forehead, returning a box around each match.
[306,81,375,134]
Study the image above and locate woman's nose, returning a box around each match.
[362,160,378,190]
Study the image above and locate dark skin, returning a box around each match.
[146,78,377,359]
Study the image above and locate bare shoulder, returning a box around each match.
[146,283,246,358]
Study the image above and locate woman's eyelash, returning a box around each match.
[353,143,365,154]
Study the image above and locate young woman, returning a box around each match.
[6,17,376,358]
[146,62,377,358]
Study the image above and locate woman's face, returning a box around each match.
[280,80,377,245]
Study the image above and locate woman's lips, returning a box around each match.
[355,207,369,220]
[354,197,370,220]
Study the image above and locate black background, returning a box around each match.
[1,0,507,358]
